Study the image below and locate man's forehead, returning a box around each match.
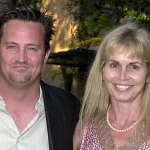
[3,20,44,32]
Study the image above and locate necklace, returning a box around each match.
[106,105,138,132]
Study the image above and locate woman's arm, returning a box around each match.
[73,121,83,150]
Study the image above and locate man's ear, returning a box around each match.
[44,49,50,64]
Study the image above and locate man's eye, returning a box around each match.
[28,47,37,51]
[7,45,16,50]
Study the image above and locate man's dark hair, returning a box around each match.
[0,4,54,52]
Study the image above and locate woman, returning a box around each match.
[73,23,150,149]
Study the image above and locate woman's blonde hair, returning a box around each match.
[80,22,150,134]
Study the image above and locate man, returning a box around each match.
[0,4,80,150]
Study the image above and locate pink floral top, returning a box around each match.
[80,120,150,150]
[139,142,150,150]
[80,121,101,150]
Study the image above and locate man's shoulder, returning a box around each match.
[40,80,80,110]
[40,80,76,98]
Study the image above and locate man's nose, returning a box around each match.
[16,49,27,63]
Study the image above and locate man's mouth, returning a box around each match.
[12,65,30,71]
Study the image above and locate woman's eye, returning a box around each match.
[131,65,139,70]
[110,63,119,68]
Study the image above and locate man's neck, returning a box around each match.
[0,83,41,133]
[0,80,40,110]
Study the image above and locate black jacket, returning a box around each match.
[40,81,80,150]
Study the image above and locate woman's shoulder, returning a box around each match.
[73,121,84,150]
[73,120,101,150]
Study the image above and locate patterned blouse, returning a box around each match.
[80,119,150,150]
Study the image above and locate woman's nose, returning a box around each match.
[118,68,129,80]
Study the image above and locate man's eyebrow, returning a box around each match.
[26,43,40,47]
[4,42,40,47]
[4,41,18,45]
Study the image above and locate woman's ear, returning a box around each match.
[146,62,150,83]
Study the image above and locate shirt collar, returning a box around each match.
[35,86,44,111]
[0,95,5,107]
[0,86,44,111]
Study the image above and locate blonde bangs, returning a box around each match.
[105,37,146,62]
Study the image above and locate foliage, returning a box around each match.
[67,0,150,47]
[76,15,115,40]
[13,0,42,9]
[61,66,77,92]
[67,0,116,47]
[68,37,102,49]
[122,2,150,29]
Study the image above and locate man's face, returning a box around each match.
[0,20,50,87]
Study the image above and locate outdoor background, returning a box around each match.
[1,0,150,99]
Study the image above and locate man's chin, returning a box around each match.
[9,77,31,85]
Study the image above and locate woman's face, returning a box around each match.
[103,46,149,104]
